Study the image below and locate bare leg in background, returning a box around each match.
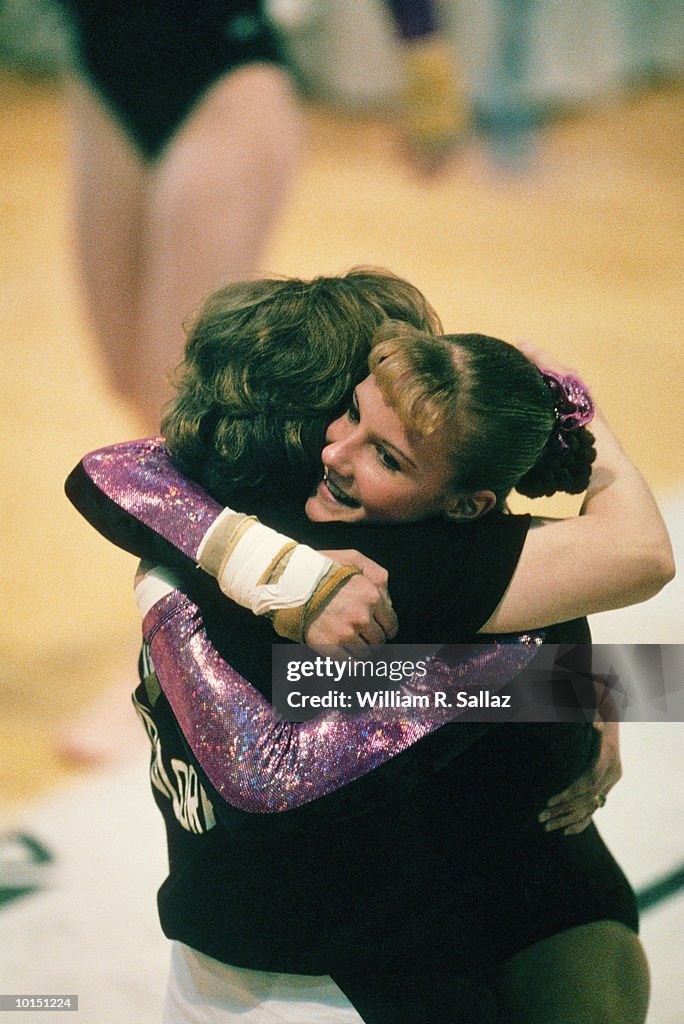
[59,65,303,762]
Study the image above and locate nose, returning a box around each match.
[322,413,355,479]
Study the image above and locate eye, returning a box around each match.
[346,398,360,424]
[376,447,401,472]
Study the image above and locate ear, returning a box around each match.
[444,490,496,522]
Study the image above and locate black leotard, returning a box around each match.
[67,445,639,1022]
[65,1,286,159]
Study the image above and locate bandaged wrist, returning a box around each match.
[196,508,356,631]
[271,562,362,643]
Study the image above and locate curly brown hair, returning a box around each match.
[161,268,441,506]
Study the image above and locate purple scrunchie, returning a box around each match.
[539,369,594,451]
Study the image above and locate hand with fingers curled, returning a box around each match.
[539,684,622,836]
[304,549,398,655]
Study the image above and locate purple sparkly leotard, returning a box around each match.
[77,437,222,561]
[142,584,542,812]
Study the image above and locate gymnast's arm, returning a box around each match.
[66,430,674,643]
[64,438,397,648]
[137,565,542,814]
[65,437,533,646]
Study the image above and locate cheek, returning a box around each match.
[358,470,414,518]
[363,472,447,521]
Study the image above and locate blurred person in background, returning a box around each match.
[63,0,303,431]
[54,1,303,761]
[384,0,471,167]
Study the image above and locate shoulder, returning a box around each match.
[265,508,530,558]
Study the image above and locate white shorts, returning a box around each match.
[162,942,364,1024]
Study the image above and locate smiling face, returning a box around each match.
[304,374,458,524]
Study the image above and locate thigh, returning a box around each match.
[145,60,303,285]
[137,63,303,419]
[66,77,147,382]
[493,921,649,1024]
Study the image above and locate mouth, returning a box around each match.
[321,470,362,509]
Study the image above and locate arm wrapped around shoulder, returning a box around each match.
[66,438,363,643]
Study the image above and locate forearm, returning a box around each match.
[66,440,356,641]
[581,411,675,593]
[65,438,222,563]
[141,581,543,813]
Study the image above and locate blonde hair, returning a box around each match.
[368,322,595,504]
[369,321,469,442]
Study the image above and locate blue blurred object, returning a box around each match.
[474,0,539,168]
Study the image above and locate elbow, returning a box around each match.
[655,545,676,589]
[635,543,676,600]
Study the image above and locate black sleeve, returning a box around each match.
[65,459,199,576]
[377,514,531,640]
[264,510,532,643]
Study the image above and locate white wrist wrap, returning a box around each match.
[196,507,237,567]
[197,508,333,616]
[219,525,333,615]
[135,566,182,619]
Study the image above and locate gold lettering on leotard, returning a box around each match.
[132,690,216,834]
